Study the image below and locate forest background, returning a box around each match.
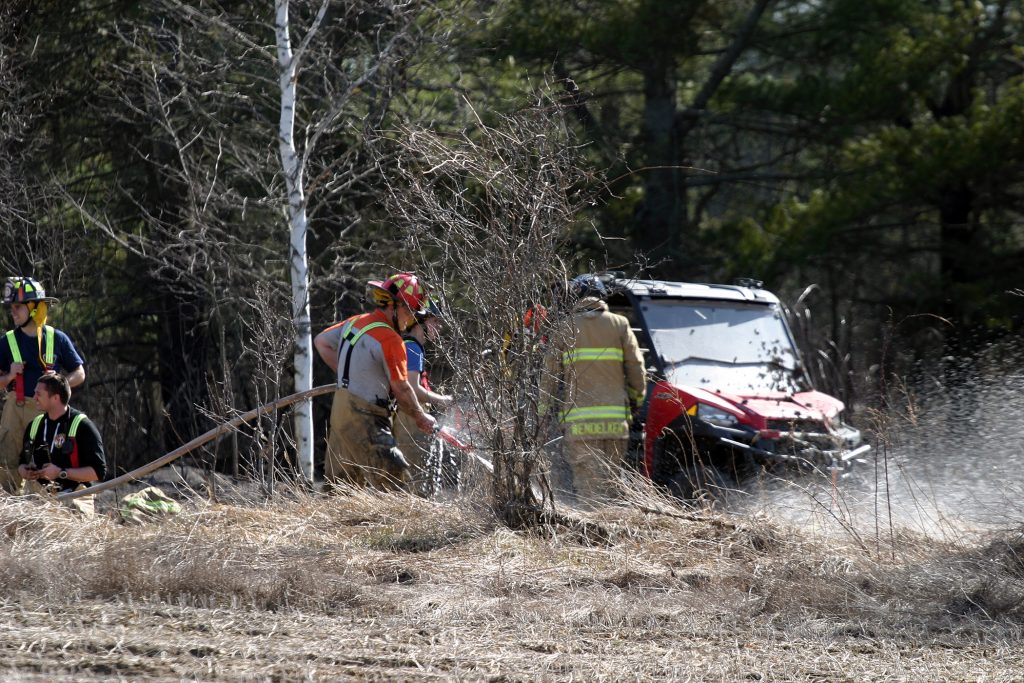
[1,0,1022,481]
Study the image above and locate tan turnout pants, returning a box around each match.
[563,438,627,508]
[325,388,409,491]
[394,410,432,495]
[0,392,42,494]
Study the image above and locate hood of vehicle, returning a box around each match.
[730,391,844,421]
[673,384,845,421]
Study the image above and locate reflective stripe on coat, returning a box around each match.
[552,299,646,441]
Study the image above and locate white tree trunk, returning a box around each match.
[275,0,315,480]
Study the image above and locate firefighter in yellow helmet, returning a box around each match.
[0,277,86,494]
[544,275,645,507]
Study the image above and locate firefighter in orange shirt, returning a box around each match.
[314,273,436,490]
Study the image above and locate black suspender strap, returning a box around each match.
[338,320,391,388]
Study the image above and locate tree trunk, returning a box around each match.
[276,0,315,480]
[939,184,976,290]
[636,55,686,275]
[932,53,980,337]
[157,289,211,454]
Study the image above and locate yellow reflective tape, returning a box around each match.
[562,347,624,364]
[30,414,88,441]
[562,405,630,422]
[564,412,628,422]
[29,414,44,440]
[43,325,55,365]
[348,322,390,346]
[5,330,21,364]
[69,413,87,437]
[686,404,698,416]
[9,324,56,373]
[570,422,628,436]
[564,405,628,415]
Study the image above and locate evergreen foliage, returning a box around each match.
[0,0,1021,477]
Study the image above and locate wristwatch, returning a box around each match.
[58,470,68,480]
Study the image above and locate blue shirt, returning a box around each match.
[0,327,85,395]
[404,338,425,374]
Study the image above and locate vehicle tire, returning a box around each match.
[623,425,645,473]
[652,428,732,502]
[667,463,729,501]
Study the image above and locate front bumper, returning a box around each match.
[695,419,871,472]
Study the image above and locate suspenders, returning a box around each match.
[5,326,56,403]
[337,319,391,388]
[28,412,87,468]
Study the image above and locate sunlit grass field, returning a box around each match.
[1,472,1022,682]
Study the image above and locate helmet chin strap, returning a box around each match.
[393,304,416,333]
[389,304,400,332]
[20,302,42,330]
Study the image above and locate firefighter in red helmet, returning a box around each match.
[314,272,436,490]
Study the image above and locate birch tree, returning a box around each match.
[273,0,432,479]
[62,0,435,477]
[274,0,322,480]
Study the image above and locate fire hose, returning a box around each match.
[435,425,493,473]
[57,387,527,503]
[435,425,547,501]
[57,384,337,502]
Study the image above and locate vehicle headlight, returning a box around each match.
[827,414,863,447]
[697,403,738,428]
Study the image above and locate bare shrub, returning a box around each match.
[382,93,595,525]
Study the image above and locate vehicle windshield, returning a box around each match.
[639,298,801,395]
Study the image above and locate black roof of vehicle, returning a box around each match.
[607,277,781,306]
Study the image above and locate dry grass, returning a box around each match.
[0,482,1023,682]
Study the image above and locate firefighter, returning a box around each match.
[547,274,645,507]
[19,372,105,517]
[394,300,454,495]
[0,277,85,494]
[499,278,566,363]
[314,272,436,490]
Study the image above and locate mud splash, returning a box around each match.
[735,364,1024,538]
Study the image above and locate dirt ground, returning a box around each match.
[1,483,1023,682]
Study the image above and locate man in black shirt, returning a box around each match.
[18,372,105,516]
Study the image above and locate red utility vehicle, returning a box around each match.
[606,277,870,498]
